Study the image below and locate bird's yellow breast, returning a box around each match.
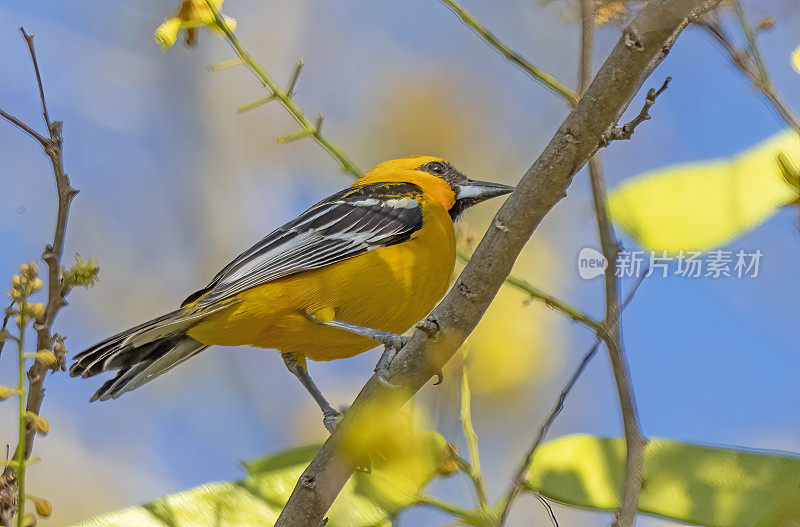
[187,201,456,362]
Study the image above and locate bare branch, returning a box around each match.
[699,11,800,135]
[498,272,648,523]
[274,1,721,525]
[578,5,648,523]
[587,158,647,527]
[0,27,80,524]
[0,108,48,146]
[19,27,52,132]
[601,78,671,146]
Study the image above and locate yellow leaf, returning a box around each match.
[527,434,800,526]
[609,129,800,253]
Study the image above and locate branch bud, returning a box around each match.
[27,495,52,518]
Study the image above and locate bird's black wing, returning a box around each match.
[184,182,425,307]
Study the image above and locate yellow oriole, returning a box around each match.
[70,156,513,430]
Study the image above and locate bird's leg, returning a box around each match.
[316,318,409,349]
[281,352,341,433]
[308,316,408,386]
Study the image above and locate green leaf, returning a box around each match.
[526,434,800,526]
[72,433,449,527]
[609,129,800,253]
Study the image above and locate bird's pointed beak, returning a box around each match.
[454,180,515,204]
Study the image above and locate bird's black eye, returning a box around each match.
[427,161,446,175]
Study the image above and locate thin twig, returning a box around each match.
[731,0,767,86]
[274,1,721,524]
[0,27,79,525]
[437,0,578,106]
[600,78,671,146]
[413,495,487,525]
[458,352,492,513]
[19,28,52,132]
[0,109,47,146]
[203,0,363,178]
[457,251,601,331]
[578,6,646,525]
[699,12,800,135]
[498,272,648,524]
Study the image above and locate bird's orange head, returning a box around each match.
[356,156,514,219]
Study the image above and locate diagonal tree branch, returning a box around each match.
[274,1,721,525]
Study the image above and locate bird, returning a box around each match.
[70,156,514,431]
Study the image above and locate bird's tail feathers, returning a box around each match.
[70,304,229,401]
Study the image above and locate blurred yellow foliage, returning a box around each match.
[362,70,480,162]
[793,44,800,74]
[155,0,237,50]
[466,280,557,397]
[594,0,628,24]
[609,129,800,253]
[340,403,447,506]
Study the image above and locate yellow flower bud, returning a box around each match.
[26,412,49,435]
[9,289,22,301]
[155,17,183,50]
[436,442,460,476]
[20,262,38,279]
[155,0,236,50]
[11,275,21,287]
[26,303,45,319]
[33,350,57,367]
[27,495,52,518]
[30,278,43,291]
[22,512,36,527]
[0,385,19,399]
